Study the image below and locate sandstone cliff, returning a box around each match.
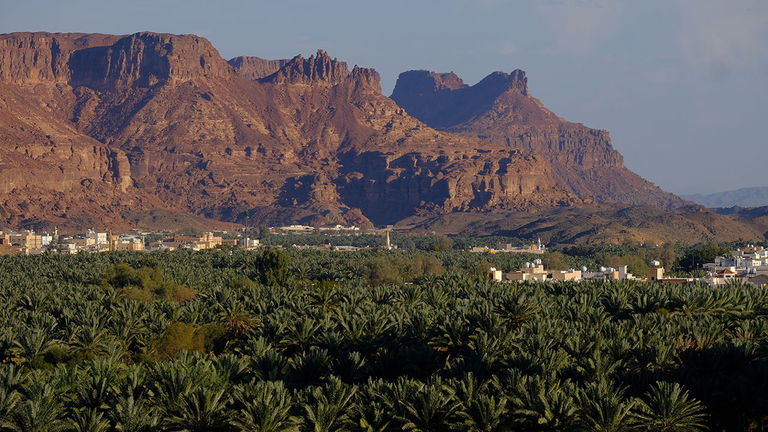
[391,69,683,208]
[228,56,288,80]
[0,32,579,229]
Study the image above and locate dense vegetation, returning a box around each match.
[260,231,766,275]
[0,248,767,431]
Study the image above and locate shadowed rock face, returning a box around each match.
[391,69,684,208]
[391,69,535,128]
[228,56,288,80]
[0,31,679,231]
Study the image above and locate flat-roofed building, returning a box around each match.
[551,269,582,281]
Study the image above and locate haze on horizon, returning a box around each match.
[2,0,766,196]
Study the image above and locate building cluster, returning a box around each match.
[488,245,768,288]
[470,238,546,255]
[291,244,365,252]
[0,228,260,255]
[0,229,146,255]
[0,230,50,255]
[273,224,361,233]
[702,245,768,287]
[487,259,681,284]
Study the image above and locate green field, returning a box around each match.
[0,248,766,431]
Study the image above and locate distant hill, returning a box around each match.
[682,187,768,208]
[396,205,768,245]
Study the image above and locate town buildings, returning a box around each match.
[471,238,546,255]
[0,230,46,255]
[0,229,238,255]
[487,247,768,286]
[702,245,768,286]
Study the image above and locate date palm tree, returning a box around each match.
[109,392,160,432]
[579,381,639,432]
[12,328,58,363]
[68,408,111,432]
[231,381,300,432]
[399,377,461,432]
[353,400,391,432]
[508,374,580,432]
[458,393,509,432]
[8,381,67,432]
[634,382,708,432]
[303,376,356,432]
[162,386,232,432]
[0,386,20,430]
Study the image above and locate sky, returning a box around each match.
[2,0,767,195]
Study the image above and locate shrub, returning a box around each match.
[103,263,196,302]
[152,322,201,359]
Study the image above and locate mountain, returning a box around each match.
[0,31,760,243]
[228,56,288,80]
[682,187,768,208]
[391,70,683,207]
[0,32,577,230]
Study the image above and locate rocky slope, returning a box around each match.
[1,31,756,243]
[397,205,768,245]
[228,56,288,80]
[391,70,683,207]
[0,32,577,230]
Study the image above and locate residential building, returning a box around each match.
[161,232,222,250]
[647,262,664,281]
[551,269,582,281]
[487,267,503,282]
[505,260,549,282]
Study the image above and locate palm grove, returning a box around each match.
[0,246,766,431]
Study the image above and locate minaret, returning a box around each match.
[386,230,391,250]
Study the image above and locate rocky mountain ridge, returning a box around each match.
[228,56,288,80]
[0,31,579,230]
[391,69,682,207]
[0,31,755,243]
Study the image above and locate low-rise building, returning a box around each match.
[487,267,503,282]
[505,260,550,282]
[161,232,222,250]
[647,262,664,281]
[551,269,582,281]
[318,224,360,232]
[55,242,78,255]
[240,238,260,249]
[277,224,315,233]
[86,230,109,246]
[704,245,768,276]
[110,234,145,252]
[471,238,547,255]
[10,231,43,251]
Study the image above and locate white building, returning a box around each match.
[704,246,768,278]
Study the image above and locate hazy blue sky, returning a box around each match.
[2,0,766,194]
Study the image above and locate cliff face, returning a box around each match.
[0,31,678,231]
[391,69,683,208]
[0,32,121,84]
[68,32,231,90]
[228,56,288,80]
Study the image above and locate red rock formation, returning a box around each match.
[391,69,683,208]
[228,56,288,80]
[0,31,683,232]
